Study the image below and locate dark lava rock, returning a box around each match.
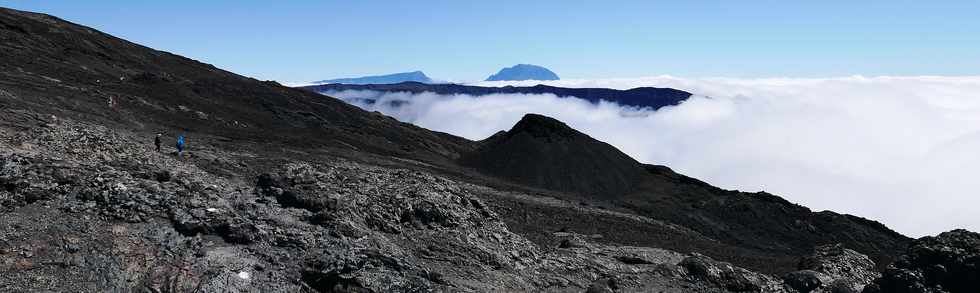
[459,113,646,198]
[827,280,864,293]
[170,208,212,236]
[302,253,374,293]
[864,229,980,293]
[276,189,337,212]
[615,255,655,265]
[782,244,879,292]
[678,254,782,292]
[256,173,285,189]
[558,235,588,249]
[585,277,619,293]
[302,249,426,293]
[783,270,822,293]
[257,172,337,212]
[153,170,172,182]
[399,201,457,227]
[216,220,264,244]
[798,244,879,283]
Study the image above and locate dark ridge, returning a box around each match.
[299,82,693,110]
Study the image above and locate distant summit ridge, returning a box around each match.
[302,82,692,110]
[486,64,560,81]
[315,71,434,84]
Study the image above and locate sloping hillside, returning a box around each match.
[0,8,470,164]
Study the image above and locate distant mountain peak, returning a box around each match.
[486,64,560,81]
[314,71,434,85]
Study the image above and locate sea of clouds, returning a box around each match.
[323,75,980,237]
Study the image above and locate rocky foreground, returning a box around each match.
[0,113,783,292]
[0,112,973,292]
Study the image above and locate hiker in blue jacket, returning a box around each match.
[176,134,185,156]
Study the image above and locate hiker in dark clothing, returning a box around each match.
[154,133,162,152]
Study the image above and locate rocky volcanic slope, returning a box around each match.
[0,8,469,165]
[3,108,935,292]
[304,82,692,110]
[2,6,979,293]
[460,113,912,274]
[0,110,851,292]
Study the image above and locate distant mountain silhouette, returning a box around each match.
[486,64,559,81]
[301,82,692,110]
[314,71,434,84]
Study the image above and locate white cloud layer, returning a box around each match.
[324,75,980,237]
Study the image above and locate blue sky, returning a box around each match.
[5,1,979,82]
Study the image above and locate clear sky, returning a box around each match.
[5,1,979,82]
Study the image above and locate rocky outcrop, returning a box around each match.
[782,244,879,293]
[679,254,787,292]
[863,229,980,293]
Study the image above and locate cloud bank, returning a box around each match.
[324,76,980,237]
